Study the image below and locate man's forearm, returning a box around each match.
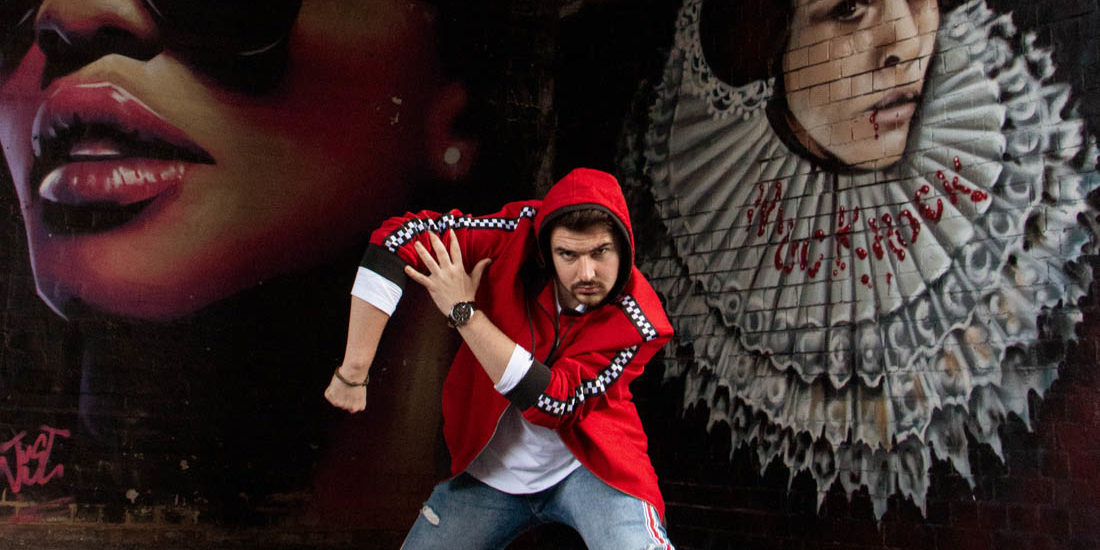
[338,296,391,379]
[455,310,520,385]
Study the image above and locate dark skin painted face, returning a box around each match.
[0,0,448,319]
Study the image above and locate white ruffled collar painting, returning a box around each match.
[632,0,1099,518]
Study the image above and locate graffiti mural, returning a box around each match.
[624,0,1099,518]
[0,0,460,321]
[0,0,549,524]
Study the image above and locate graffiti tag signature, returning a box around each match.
[1,426,70,494]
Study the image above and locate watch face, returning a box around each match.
[450,302,474,326]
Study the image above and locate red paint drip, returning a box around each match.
[936,157,988,205]
[808,254,824,278]
[888,240,906,261]
[774,234,795,274]
[899,209,920,246]
[915,184,943,222]
[754,181,784,237]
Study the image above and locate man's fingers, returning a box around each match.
[405,265,431,288]
[325,381,367,413]
[413,241,440,273]
[428,231,452,269]
[447,229,464,268]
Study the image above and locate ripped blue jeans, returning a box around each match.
[400,465,674,550]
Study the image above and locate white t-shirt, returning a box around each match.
[351,267,580,494]
[465,344,581,494]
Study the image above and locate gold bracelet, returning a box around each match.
[333,368,369,387]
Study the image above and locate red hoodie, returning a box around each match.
[359,168,674,518]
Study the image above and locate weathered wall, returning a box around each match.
[1,1,1098,549]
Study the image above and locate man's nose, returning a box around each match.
[578,256,597,280]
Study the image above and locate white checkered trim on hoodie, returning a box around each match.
[535,345,640,417]
[617,295,659,342]
[534,294,658,417]
[383,207,537,252]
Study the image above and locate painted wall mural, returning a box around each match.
[624,0,1099,519]
[0,0,551,525]
[0,0,1096,545]
[0,0,455,321]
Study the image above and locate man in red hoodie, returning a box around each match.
[325,168,675,549]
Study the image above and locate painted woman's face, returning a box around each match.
[782,0,939,169]
[1,0,444,319]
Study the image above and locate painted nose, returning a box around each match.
[35,0,161,85]
[880,0,922,68]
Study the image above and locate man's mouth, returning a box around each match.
[30,82,214,234]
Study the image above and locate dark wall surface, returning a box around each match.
[2,1,1098,549]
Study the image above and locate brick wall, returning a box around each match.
[3,1,1100,549]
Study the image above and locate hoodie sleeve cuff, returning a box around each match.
[350,267,403,316]
[360,243,409,289]
[504,358,552,411]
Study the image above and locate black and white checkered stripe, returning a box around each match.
[618,295,659,342]
[535,345,640,417]
[383,206,537,252]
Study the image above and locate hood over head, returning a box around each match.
[534,168,635,304]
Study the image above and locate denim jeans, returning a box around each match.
[400,465,674,550]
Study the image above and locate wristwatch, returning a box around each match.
[447,301,477,328]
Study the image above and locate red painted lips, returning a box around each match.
[31,81,212,230]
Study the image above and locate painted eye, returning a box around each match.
[829,0,867,22]
[142,0,302,94]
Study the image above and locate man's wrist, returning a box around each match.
[337,362,370,379]
[333,367,369,387]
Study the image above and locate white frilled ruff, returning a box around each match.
[627,0,1099,519]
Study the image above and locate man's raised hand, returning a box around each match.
[404,229,491,317]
